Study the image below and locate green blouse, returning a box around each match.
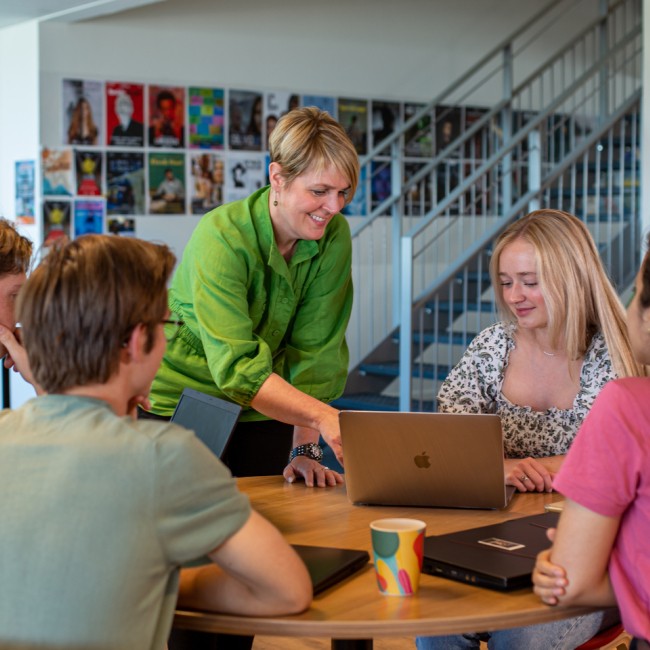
[149,186,353,421]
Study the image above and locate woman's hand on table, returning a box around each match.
[284,456,344,488]
[504,457,554,492]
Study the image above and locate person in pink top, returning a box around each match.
[533,234,650,648]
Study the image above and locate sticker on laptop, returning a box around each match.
[478,537,525,551]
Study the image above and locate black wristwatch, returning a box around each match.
[288,442,323,463]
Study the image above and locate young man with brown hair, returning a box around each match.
[0,234,311,649]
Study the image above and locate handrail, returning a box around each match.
[405,21,641,240]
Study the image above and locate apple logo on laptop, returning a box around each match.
[414,451,431,469]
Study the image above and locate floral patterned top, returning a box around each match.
[437,322,615,458]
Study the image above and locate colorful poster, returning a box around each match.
[62,78,103,146]
[188,87,225,150]
[148,85,185,148]
[75,150,102,196]
[263,91,300,149]
[342,166,368,217]
[15,160,35,224]
[74,199,104,236]
[148,152,186,214]
[107,216,135,237]
[338,98,368,156]
[302,94,336,117]
[371,100,401,151]
[43,200,71,248]
[228,90,263,151]
[190,153,225,214]
[106,152,145,215]
[106,82,144,147]
[42,148,74,196]
[225,152,265,203]
[404,103,433,157]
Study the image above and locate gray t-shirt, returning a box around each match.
[0,394,250,650]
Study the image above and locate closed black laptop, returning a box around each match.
[291,545,370,595]
[170,388,240,460]
[422,512,559,590]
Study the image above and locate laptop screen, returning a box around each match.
[170,388,241,459]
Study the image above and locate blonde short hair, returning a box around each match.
[269,106,359,204]
[490,209,643,378]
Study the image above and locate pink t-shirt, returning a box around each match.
[554,377,650,639]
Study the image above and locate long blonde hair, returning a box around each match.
[490,209,643,378]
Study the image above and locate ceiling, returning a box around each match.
[0,0,165,30]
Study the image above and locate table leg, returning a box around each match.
[331,640,372,650]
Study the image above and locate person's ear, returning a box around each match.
[268,162,285,192]
[121,323,148,364]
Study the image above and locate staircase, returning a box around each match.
[336,0,642,412]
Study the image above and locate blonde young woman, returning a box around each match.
[417,209,643,650]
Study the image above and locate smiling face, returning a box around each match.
[0,271,26,356]
[269,162,351,254]
[497,238,549,331]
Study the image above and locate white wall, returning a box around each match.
[0,20,40,244]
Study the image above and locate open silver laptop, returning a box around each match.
[340,411,515,509]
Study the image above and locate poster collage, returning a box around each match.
[30,77,496,245]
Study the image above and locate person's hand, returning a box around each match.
[504,457,554,492]
[283,456,344,488]
[533,528,567,605]
[126,394,151,419]
[0,325,39,391]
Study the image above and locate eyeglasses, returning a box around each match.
[162,318,184,342]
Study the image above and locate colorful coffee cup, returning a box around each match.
[370,518,426,596]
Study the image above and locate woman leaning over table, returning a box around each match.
[417,209,643,650]
[143,106,358,487]
[534,233,650,648]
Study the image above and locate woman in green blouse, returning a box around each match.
[145,107,359,487]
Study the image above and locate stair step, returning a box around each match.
[426,300,494,315]
[360,362,451,381]
[393,331,477,346]
[332,393,435,412]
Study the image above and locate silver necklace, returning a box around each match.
[542,350,557,357]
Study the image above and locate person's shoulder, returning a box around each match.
[471,321,510,347]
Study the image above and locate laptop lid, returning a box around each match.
[422,511,559,590]
[291,545,370,595]
[340,411,514,509]
[170,388,240,460]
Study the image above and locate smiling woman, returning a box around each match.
[143,107,360,490]
[417,209,644,650]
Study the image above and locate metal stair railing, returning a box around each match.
[398,90,641,410]
[347,0,639,374]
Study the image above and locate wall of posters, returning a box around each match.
[338,98,368,156]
